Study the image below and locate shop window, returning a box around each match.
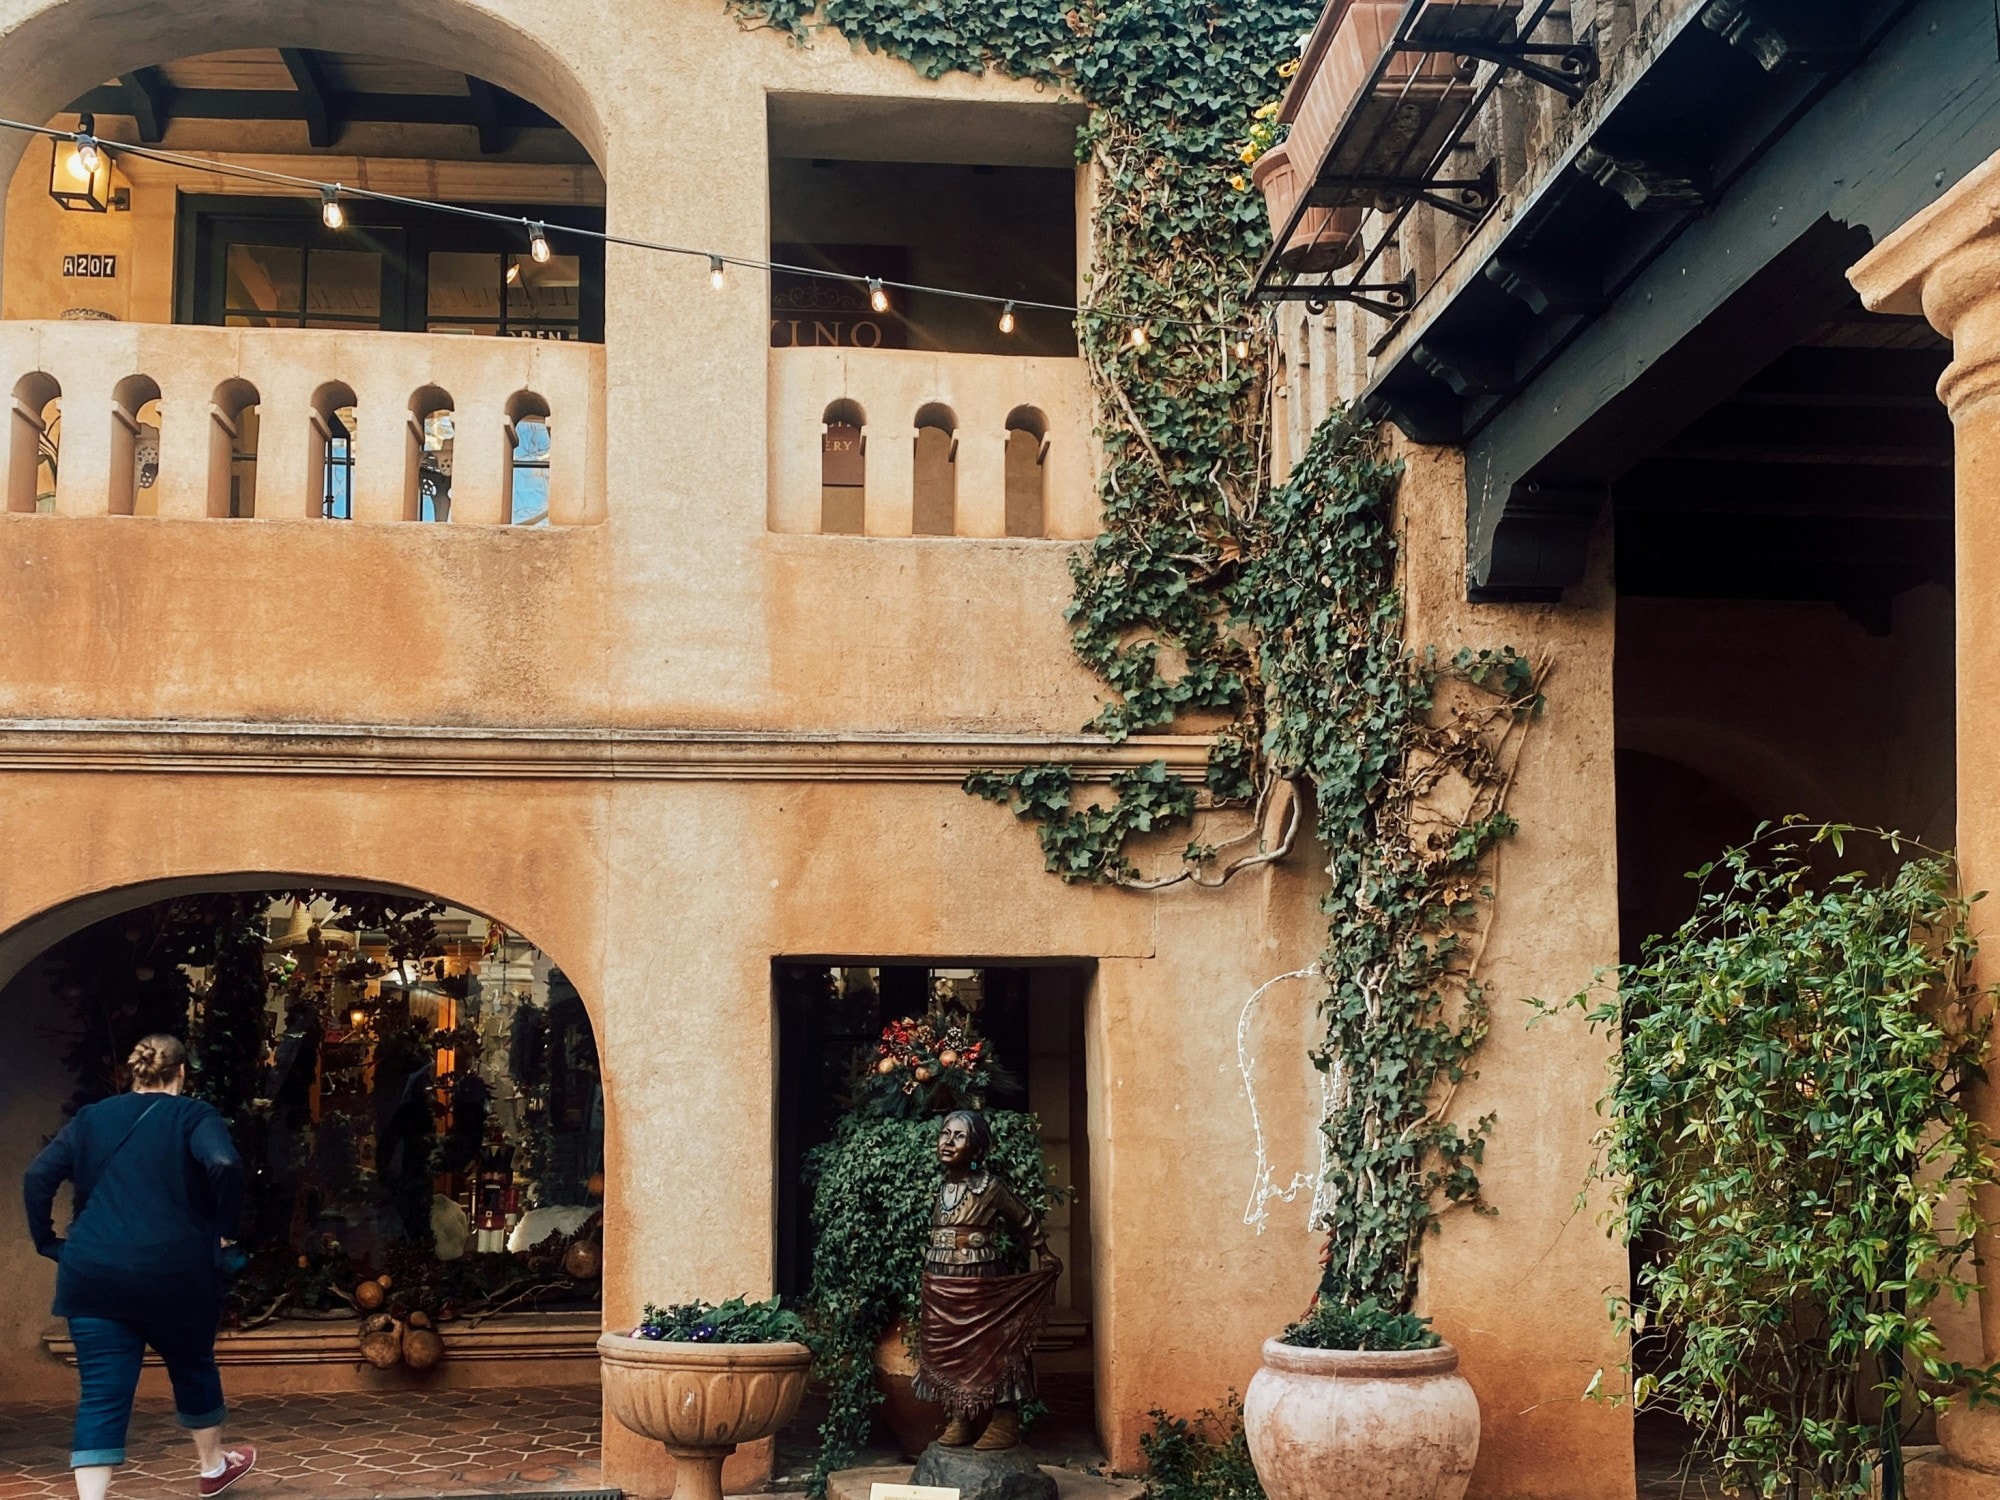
[309,381,357,520]
[108,375,161,518]
[209,378,260,519]
[222,240,385,330]
[430,252,583,341]
[409,386,454,522]
[912,403,957,537]
[1005,406,1048,539]
[821,398,866,534]
[7,889,605,1323]
[506,391,552,526]
[10,372,60,514]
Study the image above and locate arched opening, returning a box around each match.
[409,385,454,522]
[821,397,866,535]
[912,401,957,537]
[0,880,605,1395]
[8,371,59,513]
[1004,404,1048,539]
[506,389,552,526]
[209,377,260,518]
[108,374,160,517]
[308,380,356,520]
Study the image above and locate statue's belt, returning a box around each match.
[930,1226,996,1251]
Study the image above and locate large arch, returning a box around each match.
[0,0,610,235]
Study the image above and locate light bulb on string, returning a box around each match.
[70,115,100,180]
[1129,323,1149,351]
[998,301,1017,335]
[527,221,552,264]
[1234,331,1252,360]
[868,277,889,314]
[320,185,345,230]
[709,255,726,291]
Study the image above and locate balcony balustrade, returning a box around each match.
[768,347,1097,540]
[1,321,603,525]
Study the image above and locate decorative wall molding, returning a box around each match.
[0,719,1214,783]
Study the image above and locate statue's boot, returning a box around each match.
[938,1412,981,1448]
[974,1408,1022,1451]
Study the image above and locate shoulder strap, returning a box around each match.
[98,1099,166,1170]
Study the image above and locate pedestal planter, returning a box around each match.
[1244,1338,1479,1500]
[598,1332,813,1500]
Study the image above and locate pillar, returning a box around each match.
[1852,149,2000,1498]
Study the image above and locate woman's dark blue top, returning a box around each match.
[22,1092,244,1322]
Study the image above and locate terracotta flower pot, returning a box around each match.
[598,1333,813,1500]
[872,1319,947,1458]
[1252,144,1364,274]
[1244,1337,1480,1500]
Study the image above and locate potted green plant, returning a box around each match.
[598,1296,812,1500]
[802,1001,1057,1486]
[1245,1299,1477,1500]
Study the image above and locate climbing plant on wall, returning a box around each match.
[730,0,1542,1326]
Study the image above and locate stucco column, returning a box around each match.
[1853,150,2000,1497]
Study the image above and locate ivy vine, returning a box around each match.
[730,0,1542,1322]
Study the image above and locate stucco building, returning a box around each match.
[1,0,1997,1497]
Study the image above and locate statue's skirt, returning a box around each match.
[914,1264,1061,1416]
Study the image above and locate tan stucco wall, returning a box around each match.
[1393,441,1634,1500]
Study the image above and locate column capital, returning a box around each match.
[1851,150,2000,419]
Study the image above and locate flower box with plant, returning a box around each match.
[802,998,1058,1491]
[599,1295,813,1500]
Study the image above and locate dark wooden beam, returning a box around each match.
[119,67,171,144]
[463,75,506,155]
[279,47,340,148]
[70,84,563,135]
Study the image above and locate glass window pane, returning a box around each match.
[507,254,581,335]
[306,250,383,325]
[430,251,505,329]
[511,418,550,525]
[225,244,304,323]
[427,320,502,338]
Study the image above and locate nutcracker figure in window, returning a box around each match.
[475,1131,517,1255]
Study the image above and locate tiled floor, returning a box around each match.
[0,1385,604,1500]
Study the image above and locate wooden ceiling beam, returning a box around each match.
[279,47,340,148]
[119,67,171,143]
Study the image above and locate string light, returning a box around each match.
[71,115,100,179]
[0,115,1264,343]
[1234,330,1252,359]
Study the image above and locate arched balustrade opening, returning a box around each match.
[9,372,59,514]
[410,386,455,522]
[210,377,260,519]
[506,391,552,526]
[309,381,357,520]
[821,397,866,534]
[1004,405,1049,539]
[912,402,958,537]
[108,374,161,517]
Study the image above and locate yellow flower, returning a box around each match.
[1254,101,1280,120]
[1277,58,1301,78]
[1239,144,1258,163]
[1230,174,1248,192]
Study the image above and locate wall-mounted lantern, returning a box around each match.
[50,114,113,213]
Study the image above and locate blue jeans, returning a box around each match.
[67,1315,226,1468]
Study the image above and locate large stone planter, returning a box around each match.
[1244,1338,1480,1500]
[599,1332,813,1500]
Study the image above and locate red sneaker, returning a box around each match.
[198,1444,256,1497]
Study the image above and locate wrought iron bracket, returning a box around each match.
[1261,273,1418,321]
[1322,164,1497,222]
[1396,35,1600,101]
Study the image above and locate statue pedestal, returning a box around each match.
[910,1442,1059,1500]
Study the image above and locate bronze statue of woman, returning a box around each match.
[913,1109,1061,1452]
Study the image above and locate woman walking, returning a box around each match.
[23,1034,256,1499]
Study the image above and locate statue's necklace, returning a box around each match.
[941,1171,985,1213]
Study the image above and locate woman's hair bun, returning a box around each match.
[126,1033,187,1089]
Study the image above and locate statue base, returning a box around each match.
[911,1441,1059,1500]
